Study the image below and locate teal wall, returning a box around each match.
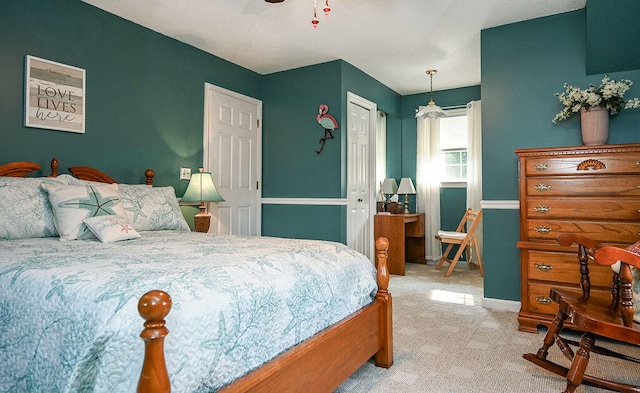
[481,7,640,301]
[260,60,400,242]
[262,62,343,199]
[586,0,640,75]
[261,62,345,242]
[0,0,261,194]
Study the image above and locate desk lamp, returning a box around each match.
[381,178,398,212]
[397,178,416,214]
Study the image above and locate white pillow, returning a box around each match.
[83,215,141,243]
[0,176,68,239]
[41,183,127,241]
[118,184,190,231]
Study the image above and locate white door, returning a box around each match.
[203,83,261,236]
[347,92,377,260]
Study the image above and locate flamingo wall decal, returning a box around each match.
[316,104,338,154]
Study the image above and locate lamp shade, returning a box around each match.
[397,178,416,194]
[181,171,225,203]
[382,178,398,194]
[415,102,447,118]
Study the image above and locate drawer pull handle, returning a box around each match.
[533,163,548,171]
[533,183,551,192]
[536,296,553,305]
[534,226,552,234]
[533,205,551,214]
[535,263,553,272]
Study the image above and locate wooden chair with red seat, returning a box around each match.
[435,208,483,277]
[523,233,640,393]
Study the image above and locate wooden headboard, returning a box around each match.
[69,166,155,185]
[0,161,42,177]
[0,158,154,185]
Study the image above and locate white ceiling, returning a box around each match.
[82,0,586,95]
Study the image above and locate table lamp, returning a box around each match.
[381,178,398,212]
[397,178,416,214]
[181,168,225,233]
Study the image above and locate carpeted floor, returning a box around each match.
[335,262,640,393]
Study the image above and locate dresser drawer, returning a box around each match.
[526,250,614,286]
[527,282,611,316]
[525,176,640,197]
[526,198,640,220]
[525,219,640,243]
[523,153,640,177]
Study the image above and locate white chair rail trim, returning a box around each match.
[260,198,348,206]
[480,200,519,210]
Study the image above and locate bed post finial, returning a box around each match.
[374,236,393,368]
[50,158,59,177]
[137,290,171,393]
[375,237,389,292]
[145,169,155,185]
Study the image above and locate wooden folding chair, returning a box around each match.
[434,208,483,277]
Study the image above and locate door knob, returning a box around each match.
[357,198,363,202]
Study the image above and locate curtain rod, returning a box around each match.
[441,104,468,110]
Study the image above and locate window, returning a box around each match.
[439,109,468,183]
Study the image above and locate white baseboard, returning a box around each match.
[482,297,520,313]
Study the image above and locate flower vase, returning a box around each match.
[580,106,609,145]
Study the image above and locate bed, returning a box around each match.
[0,158,393,393]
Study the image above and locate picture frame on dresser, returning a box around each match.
[515,143,640,333]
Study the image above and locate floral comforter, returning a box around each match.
[0,231,377,392]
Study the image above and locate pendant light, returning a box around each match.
[415,69,447,118]
[323,0,331,15]
[311,0,319,28]
[311,0,331,28]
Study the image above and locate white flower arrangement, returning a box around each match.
[552,76,640,124]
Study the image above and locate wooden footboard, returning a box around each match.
[137,237,393,393]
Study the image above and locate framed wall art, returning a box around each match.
[24,55,86,133]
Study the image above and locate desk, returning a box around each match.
[374,213,426,275]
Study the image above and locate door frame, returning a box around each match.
[346,91,377,259]
[202,83,262,235]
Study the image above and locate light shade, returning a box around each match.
[382,178,398,194]
[397,178,416,194]
[181,171,225,203]
[416,102,447,118]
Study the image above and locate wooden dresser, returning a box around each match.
[515,144,640,333]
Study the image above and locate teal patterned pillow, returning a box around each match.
[0,176,68,239]
[41,183,127,241]
[118,184,190,231]
[83,215,141,242]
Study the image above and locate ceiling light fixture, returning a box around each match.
[312,0,331,28]
[264,0,331,29]
[312,0,319,28]
[416,69,447,119]
[323,0,331,16]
